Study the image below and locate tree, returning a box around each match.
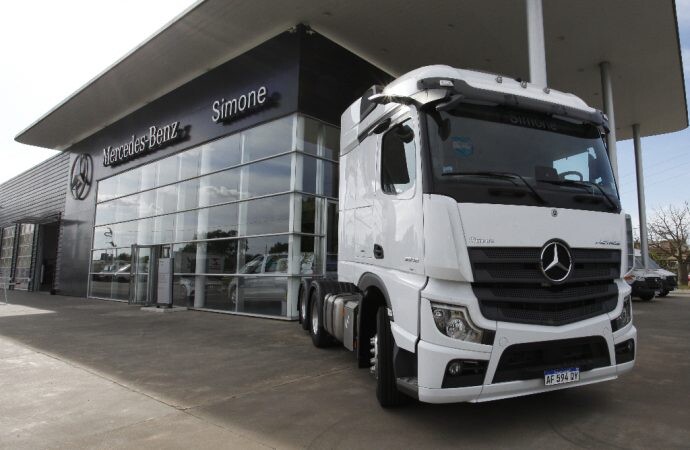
[647,202,690,282]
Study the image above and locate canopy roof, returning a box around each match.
[15,0,686,150]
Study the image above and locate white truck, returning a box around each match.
[297,65,636,407]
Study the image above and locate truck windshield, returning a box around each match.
[424,104,620,213]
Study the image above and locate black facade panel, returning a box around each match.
[298,30,393,126]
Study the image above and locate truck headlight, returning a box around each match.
[431,303,484,343]
[612,295,632,331]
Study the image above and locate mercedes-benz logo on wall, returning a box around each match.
[70,154,93,200]
[540,240,572,283]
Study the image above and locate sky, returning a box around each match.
[1,0,689,233]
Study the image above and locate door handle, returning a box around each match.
[373,244,384,259]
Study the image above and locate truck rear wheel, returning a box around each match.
[374,306,408,407]
[299,279,311,330]
[658,290,669,298]
[309,290,331,347]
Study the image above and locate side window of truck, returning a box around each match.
[381,121,416,194]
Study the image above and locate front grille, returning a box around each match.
[469,248,620,284]
[469,247,621,326]
[493,336,611,383]
[644,277,661,289]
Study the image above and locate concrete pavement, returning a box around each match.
[0,291,689,449]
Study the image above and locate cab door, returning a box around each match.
[372,113,424,275]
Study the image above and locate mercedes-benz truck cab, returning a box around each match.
[299,65,636,407]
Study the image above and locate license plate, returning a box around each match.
[544,367,580,386]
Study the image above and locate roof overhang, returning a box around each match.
[15,0,687,149]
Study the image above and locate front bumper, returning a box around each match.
[415,296,637,404]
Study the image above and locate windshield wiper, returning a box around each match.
[538,179,618,211]
[441,171,548,205]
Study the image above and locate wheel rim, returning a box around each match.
[370,334,378,378]
[311,300,319,335]
[301,296,306,320]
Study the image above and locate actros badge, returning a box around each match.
[540,240,572,283]
[70,154,93,200]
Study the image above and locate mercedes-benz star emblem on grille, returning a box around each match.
[540,241,572,283]
[70,154,93,200]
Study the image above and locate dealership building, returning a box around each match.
[1,0,686,319]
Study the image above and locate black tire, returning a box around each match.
[375,306,408,407]
[299,279,311,330]
[658,290,669,298]
[309,289,331,347]
[640,292,655,301]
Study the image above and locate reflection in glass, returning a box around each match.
[173,239,239,275]
[242,155,292,199]
[91,249,114,273]
[200,134,241,174]
[323,124,340,160]
[174,210,198,243]
[239,235,289,271]
[153,215,175,245]
[177,147,200,181]
[117,168,142,198]
[301,196,316,234]
[97,177,118,202]
[157,154,179,187]
[243,116,293,162]
[299,235,320,275]
[235,276,287,316]
[90,274,113,298]
[323,160,339,198]
[302,155,317,194]
[298,117,320,156]
[244,195,290,236]
[199,169,240,207]
[177,178,199,211]
[140,162,158,191]
[95,201,116,226]
[203,203,239,239]
[155,185,177,215]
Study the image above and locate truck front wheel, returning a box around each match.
[373,306,408,407]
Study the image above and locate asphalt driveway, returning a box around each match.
[0,290,688,449]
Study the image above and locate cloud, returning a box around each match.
[677,0,690,27]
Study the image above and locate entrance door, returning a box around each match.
[130,245,158,306]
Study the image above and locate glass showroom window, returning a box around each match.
[0,226,16,287]
[89,114,339,318]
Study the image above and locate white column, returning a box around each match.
[633,124,649,270]
[600,61,619,183]
[194,183,210,308]
[526,0,547,86]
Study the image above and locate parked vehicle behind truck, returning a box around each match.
[298,65,636,407]
[625,249,677,300]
